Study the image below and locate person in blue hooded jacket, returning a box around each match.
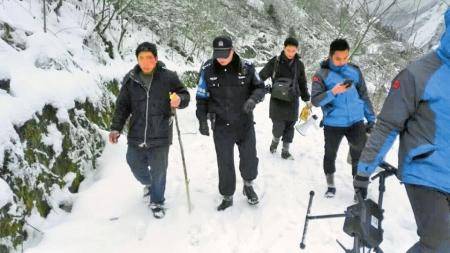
[354,9,450,253]
[311,38,376,198]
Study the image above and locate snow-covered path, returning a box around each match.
[26,92,418,253]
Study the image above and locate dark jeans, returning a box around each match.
[272,119,296,143]
[323,121,366,176]
[406,184,450,253]
[213,123,259,196]
[126,144,169,204]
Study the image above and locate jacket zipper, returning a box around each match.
[140,90,150,148]
[132,74,152,148]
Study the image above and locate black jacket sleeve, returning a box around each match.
[248,65,266,103]
[170,71,190,109]
[110,76,131,132]
[258,57,276,81]
[298,60,310,102]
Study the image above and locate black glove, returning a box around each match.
[353,175,369,199]
[243,98,256,114]
[366,121,375,134]
[301,93,311,102]
[199,120,209,136]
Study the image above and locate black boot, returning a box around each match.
[149,202,165,219]
[324,173,336,198]
[325,187,336,198]
[243,184,259,205]
[281,150,294,160]
[270,140,278,154]
[217,196,233,211]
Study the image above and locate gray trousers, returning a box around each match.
[406,184,450,253]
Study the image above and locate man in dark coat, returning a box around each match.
[109,42,190,218]
[259,37,311,160]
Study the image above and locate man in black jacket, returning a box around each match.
[196,36,266,211]
[259,37,311,160]
[109,42,190,218]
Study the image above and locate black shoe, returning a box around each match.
[243,185,259,205]
[354,188,368,203]
[150,203,165,219]
[270,141,278,154]
[325,187,336,198]
[281,150,294,160]
[217,196,233,211]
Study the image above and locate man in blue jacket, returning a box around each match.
[311,39,376,198]
[354,9,450,252]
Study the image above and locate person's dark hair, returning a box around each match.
[329,39,350,56]
[135,42,157,57]
[284,37,299,48]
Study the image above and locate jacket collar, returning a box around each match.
[321,59,347,73]
[129,61,165,84]
[213,52,242,74]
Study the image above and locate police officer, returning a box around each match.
[196,36,266,211]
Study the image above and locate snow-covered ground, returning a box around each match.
[25,89,418,253]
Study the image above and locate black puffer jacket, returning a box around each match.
[111,62,190,147]
[259,52,310,121]
[196,53,265,127]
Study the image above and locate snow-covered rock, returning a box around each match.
[0,178,13,209]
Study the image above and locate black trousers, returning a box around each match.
[213,122,259,196]
[406,184,450,253]
[323,121,366,176]
[272,119,296,143]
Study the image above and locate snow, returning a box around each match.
[376,0,449,49]
[407,3,448,48]
[0,0,134,164]
[0,65,10,80]
[247,0,264,11]
[24,90,418,253]
[0,178,14,209]
[41,124,64,157]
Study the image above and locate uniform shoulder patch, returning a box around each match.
[201,60,213,70]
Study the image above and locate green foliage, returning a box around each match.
[181,70,199,89]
